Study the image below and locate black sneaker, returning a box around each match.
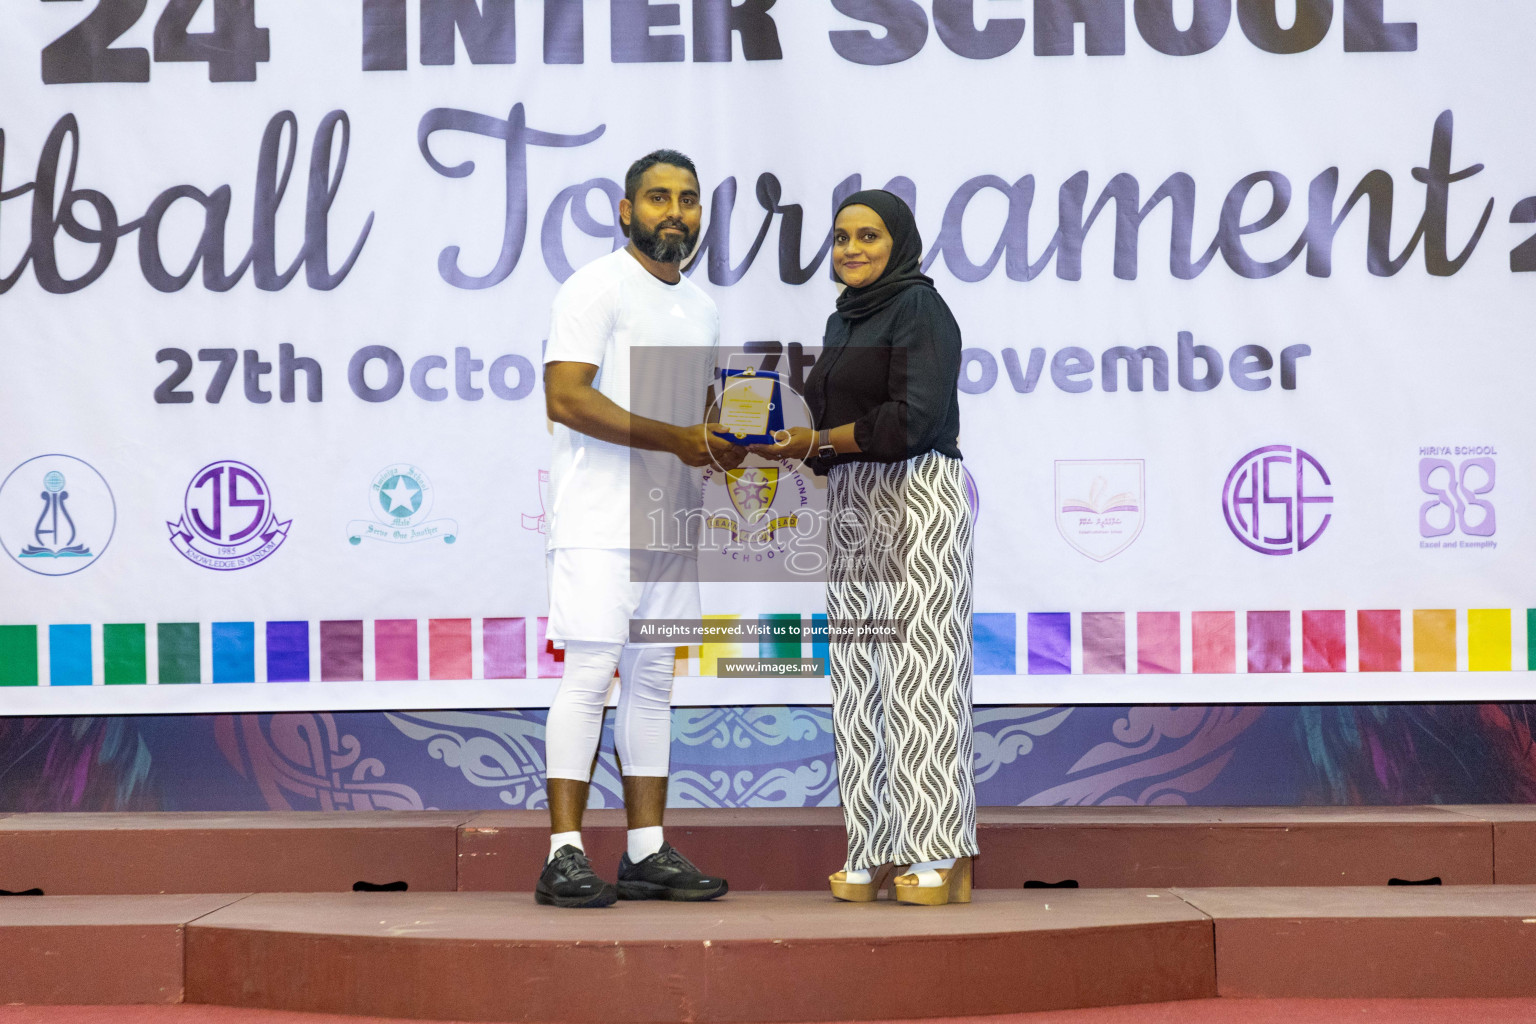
[616,842,729,902]
[535,845,617,908]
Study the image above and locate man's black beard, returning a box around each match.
[631,219,697,264]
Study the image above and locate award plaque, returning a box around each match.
[714,367,784,446]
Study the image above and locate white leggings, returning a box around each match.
[545,641,675,782]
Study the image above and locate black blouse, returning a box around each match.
[803,285,964,475]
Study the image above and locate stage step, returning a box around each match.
[458,807,851,892]
[184,889,1213,1022]
[0,812,469,895]
[0,806,1530,895]
[0,893,245,1005]
[974,805,1502,889]
[1173,886,1536,998]
[460,805,1508,891]
[1443,804,1536,882]
[6,887,1536,1019]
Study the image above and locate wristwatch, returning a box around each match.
[817,429,836,460]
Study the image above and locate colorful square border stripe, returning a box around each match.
[0,611,1529,684]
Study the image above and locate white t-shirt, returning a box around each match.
[544,247,719,552]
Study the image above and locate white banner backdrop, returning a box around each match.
[0,0,1532,714]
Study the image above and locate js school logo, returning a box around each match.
[168,459,290,570]
[0,454,116,576]
[348,464,457,545]
[1054,459,1144,562]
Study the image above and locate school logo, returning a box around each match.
[348,464,457,545]
[521,469,550,534]
[727,467,779,521]
[697,461,816,579]
[168,460,290,570]
[1054,460,1145,562]
[1418,446,1496,550]
[711,467,804,547]
[1221,445,1332,556]
[0,454,116,576]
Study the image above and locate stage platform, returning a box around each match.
[1,808,1534,1020]
[1,805,1530,894]
[4,887,1536,1019]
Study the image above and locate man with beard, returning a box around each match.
[536,150,741,908]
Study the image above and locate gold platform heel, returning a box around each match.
[893,857,972,906]
[829,863,897,902]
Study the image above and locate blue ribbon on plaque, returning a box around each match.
[713,367,784,446]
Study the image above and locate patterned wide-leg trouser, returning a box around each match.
[826,450,978,870]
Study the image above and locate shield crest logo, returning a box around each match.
[727,467,778,525]
[521,469,549,533]
[1054,460,1145,562]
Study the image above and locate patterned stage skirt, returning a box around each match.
[825,450,978,870]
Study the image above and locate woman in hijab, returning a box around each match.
[752,190,976,906]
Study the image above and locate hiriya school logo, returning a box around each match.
[0,454,116,576]
[168,460,291,570]
[1418,446,1496,550]
[348,464,457,545]
[1222,445,1333,555]
[1055,460,1144,562]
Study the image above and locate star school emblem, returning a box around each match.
[1054,459,1145,562]
[348,464,458,545]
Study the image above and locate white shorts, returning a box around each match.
[546,548,700,647]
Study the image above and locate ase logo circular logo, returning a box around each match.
[1221,445,1333,556]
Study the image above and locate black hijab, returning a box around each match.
[833,190,934,322]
